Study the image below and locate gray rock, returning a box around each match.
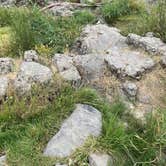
[126,33,166,56]
[44,104,102,158]
[160,56,166,68]
[24,50,39,62]
[105,51,155,79]
[73,54,106,80]
[0,0,15,6]
[0,58,14,74]
[0,155,6,166]
[72,24,126,55]
[55,164,67,166]
[16,62,52,84]
[122,81,138,100]
[89,153,113,166]
[0,77,9,99]
[52,54,81,82]
[49,2,74,17]
[14,62,52,94]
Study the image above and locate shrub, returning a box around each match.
[101,0,145,24]
[0,7,96,56]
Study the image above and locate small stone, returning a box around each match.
[24,50,39,62]
[52,54,81,83]
[160,56,166,68]
[89,153,113,166]
[0,155,6,166]
[44,104,102,158]
[0,58,14,74]
[0,76,9,99]
[122,81,138,99]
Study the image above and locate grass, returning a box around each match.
[0,78,166,165]
[114,0,166,43]
[0,7,96,57]
[101,0,145,24]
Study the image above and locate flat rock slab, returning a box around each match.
[72,24,126,55]
[44,104,102,158]
[0,58,14,74]
[0,76,9,99]
[105,50,155,79]
[73,54,106,80]
[126,33,166,56]
[89,153,113,166]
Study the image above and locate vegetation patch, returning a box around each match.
[0,7,96,57]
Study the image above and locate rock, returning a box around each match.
[89,153,113,166]
[72,24,126,55]
[0,77,9,99]
[24,50,39,62]
[122,81,138,100]
[105,51,155,79]
[160,56,166,68]
[0,155,6,166]
[0,58,14,75]
[16,62,52,84]
[73,54,106,80]
[44,104,102,158]
[126,33,166,56]
[47,2,90,17]
[14,62,52,94]
[0,0,15,6]
[52,54,81,83]
[55,164,67,166]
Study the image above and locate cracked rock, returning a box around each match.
[105,51,155,79]
[126,33,166,56]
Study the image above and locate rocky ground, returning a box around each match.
[0,0,166,166]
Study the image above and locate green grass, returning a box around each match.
[0,78,166,165]
[0,7,96,57]
[101,0,145,24]
[115,0,166,43]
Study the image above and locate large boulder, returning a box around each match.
[126,33,166,56]
[72,24,126,55]
[73,54,106,80]
[0,58,14,75]
[52,54,81,83]
[89,153,113,166]
[105,50,155,79]
[14,62,52,94]
[44,104,102,158]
